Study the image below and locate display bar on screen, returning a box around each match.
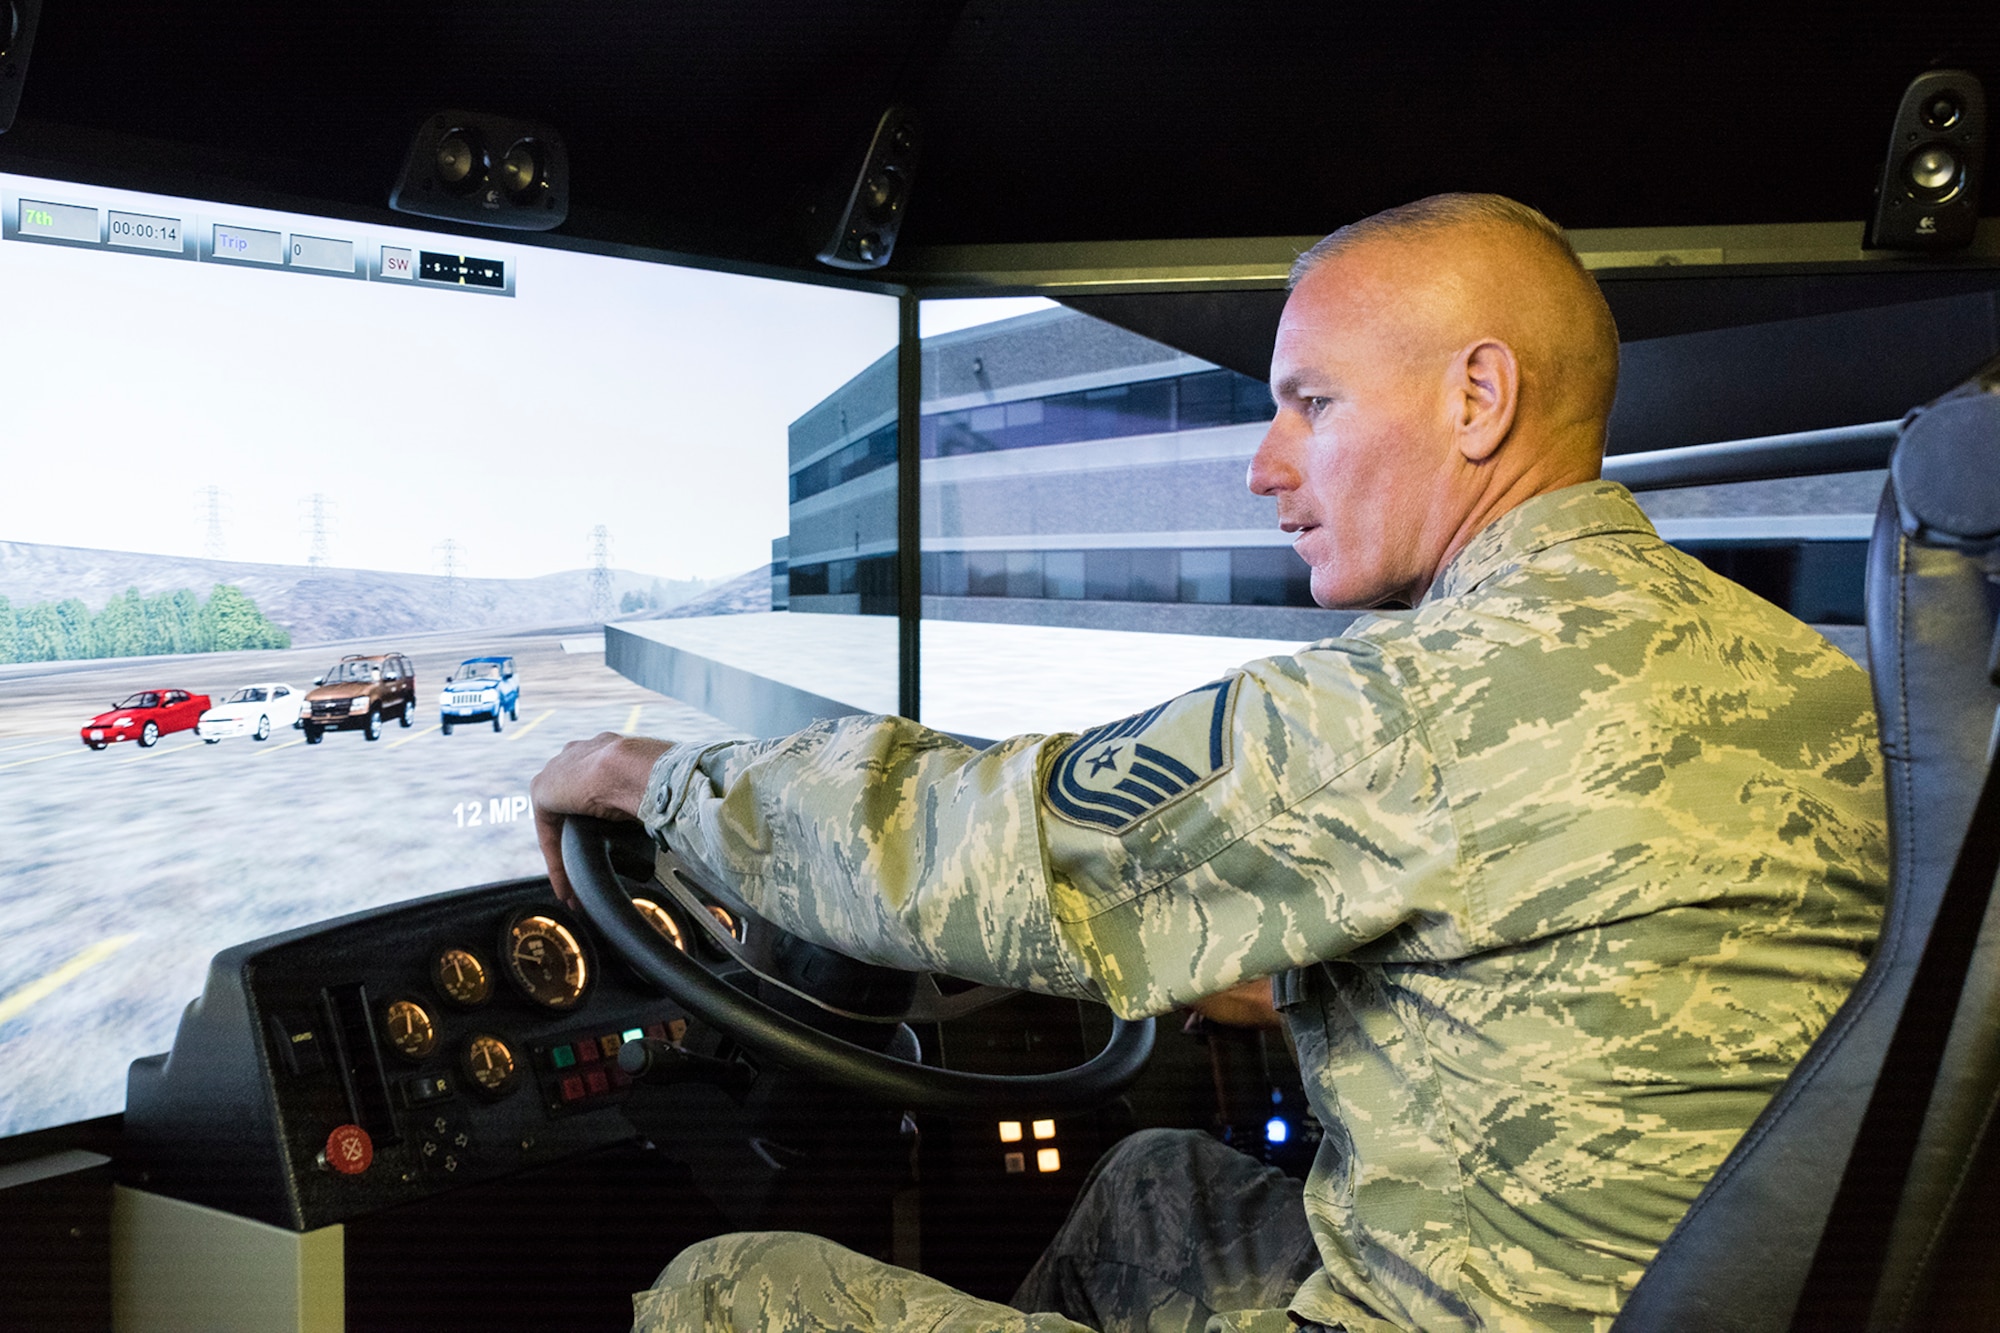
[211,223,285,265]
[289,234,356,275]
[108,211,188,256]
[14,199,99,244]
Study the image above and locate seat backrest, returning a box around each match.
[1613,358,2000,1332]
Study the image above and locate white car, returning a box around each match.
[196,683,306,743]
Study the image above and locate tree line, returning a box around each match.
[0,585,291,663]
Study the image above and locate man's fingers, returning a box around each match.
[530,731,672,909]
[535,805,578,910]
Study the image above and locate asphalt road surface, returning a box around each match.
[0,624,743,1138]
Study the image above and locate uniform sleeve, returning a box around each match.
[640,636,1460,1018]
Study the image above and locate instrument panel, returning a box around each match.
[122,877,710,1230]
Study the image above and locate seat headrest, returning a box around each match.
[1894,359,2000,551]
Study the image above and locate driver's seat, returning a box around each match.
[1614,357,2000,1330]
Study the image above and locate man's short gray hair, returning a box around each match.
[1290,193,1585,289]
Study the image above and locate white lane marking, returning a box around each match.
[388,723,442,750]
[0,935,139,1028]
[503,709,556,742]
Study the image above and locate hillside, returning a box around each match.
[0,541,719,645]
[638,563,776,620]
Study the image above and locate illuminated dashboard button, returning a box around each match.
[549,1044,576,1070]
[323,1124,373,1176]
[433,948,492,1007]
[461,1034,519,1098]
[383,999,438,1061]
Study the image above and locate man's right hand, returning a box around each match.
[1187,977,1283,1030]
[530,732,674,910]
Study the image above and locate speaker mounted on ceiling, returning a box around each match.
[0,0,44,135]
[815,106,921,271]
[1868,70,1985,252]
[388,111,570,232]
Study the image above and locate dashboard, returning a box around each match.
[121,876,717,1231]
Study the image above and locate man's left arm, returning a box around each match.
[626,641,1456,1019]
[641,717,1103,1002]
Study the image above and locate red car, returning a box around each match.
[80,689,213,750]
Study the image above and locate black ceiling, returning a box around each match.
[5,1,1999,271]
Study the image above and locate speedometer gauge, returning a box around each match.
[500,910,590,1009]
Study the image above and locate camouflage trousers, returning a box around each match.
[632,1127,1324,1333]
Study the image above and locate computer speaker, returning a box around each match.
[0,0,43,135]
[1868,70,1985,251]
[388,111,570,232]
[816,106,921,271]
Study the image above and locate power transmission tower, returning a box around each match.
[435,538,465,613]
[588,525,613,621]
[196,485,228,560]
[301,493,334,574]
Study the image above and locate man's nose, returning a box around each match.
[1247,418,1299,497]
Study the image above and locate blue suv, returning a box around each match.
[439,656,520,734]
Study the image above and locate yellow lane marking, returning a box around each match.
[117,739,207,765]
[388,723,441,750]
[0,935,139,1028]
[623,705,643,733]
[0,747,88,771]
[0,737,67,755]
[251,738,308,758]
[504,708,556,742]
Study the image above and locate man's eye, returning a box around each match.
[1302,396,1331,417]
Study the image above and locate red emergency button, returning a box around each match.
[325,1124,374,1175]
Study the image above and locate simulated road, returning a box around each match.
[0,624,742,1137]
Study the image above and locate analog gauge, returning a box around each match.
[462,1034,518,1097]
[707,905,744,942]
[500,911,590,1009]
[432,948,492,1007]
[631,898,686,952]
[383,999,438,1061]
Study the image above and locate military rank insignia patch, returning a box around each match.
[1043,677,1238,833]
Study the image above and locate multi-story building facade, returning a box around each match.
[785,306,1872,644]
[787,307,1353,639]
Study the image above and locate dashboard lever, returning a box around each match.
[618,1037,754,1093]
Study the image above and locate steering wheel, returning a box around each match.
[562,816,1155,1117]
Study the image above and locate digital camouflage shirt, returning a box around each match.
[640,481,1887,1332]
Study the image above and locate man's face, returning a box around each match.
[1249,249,1460,610]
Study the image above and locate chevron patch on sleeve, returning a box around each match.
[1042,677,1238,834]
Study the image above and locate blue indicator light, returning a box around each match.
[1265,1117,1289,1145]
[623,1027,645,1043]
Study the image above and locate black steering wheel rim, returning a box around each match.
[562,815,1155,1117]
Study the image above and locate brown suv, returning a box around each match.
[302,654,417,743]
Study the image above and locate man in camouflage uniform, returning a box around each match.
[533,194,1886,1332]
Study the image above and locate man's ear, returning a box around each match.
[1451,338,1519,463]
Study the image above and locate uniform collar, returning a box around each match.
[1423,480,1656,605]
